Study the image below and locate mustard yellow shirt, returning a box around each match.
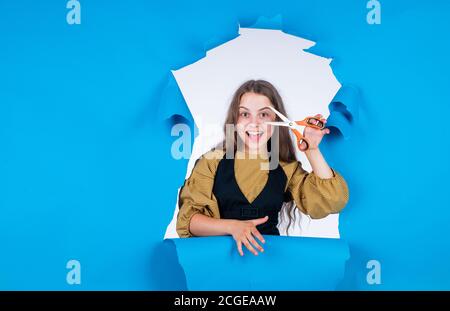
[176,149,349,237]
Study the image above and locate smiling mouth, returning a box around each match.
[246,130,264,140]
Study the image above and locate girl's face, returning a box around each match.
[236,92,276,153]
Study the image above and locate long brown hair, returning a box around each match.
[215,79,299,234]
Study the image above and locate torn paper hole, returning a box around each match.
[164,235,349,290]
[164,26,343,239]
[327,84,361,139]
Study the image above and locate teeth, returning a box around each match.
[247,131,263,136]
[246,131,263,139]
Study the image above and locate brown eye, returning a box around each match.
[260,111,273,119]
[240,112,249,118]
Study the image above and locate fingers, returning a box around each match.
[247,233,264,253]
[250,215,268,226]
[237,240,244,256]
[234,219,268,256]
[313,114,327,124]
[236,231,266,256]
[252,228,265,245]
[298,139,308,151]
[314,114,326,121]
[305,123,330,136]
[242,238,258,256]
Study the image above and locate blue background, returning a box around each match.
[1,0,450,290]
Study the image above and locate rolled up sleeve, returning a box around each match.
[176,156,220,237]
[287,163,349,219]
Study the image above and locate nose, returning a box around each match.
[247,120,262,129]
[250,114,265,126]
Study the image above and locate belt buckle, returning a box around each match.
[241,206,258,218]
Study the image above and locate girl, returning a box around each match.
[176,80,349,256]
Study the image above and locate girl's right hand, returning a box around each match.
[228,216,268,256]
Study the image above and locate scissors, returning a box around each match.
[265,106,326,151]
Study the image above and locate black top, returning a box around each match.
[212,154,288,235]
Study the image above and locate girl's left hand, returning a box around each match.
[299,114,330,151]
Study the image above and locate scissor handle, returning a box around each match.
[292,129,310,151]
[296,117,325,130]
[292,116,327,151]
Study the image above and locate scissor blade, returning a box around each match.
[265,121,290,127]
[269,106,291,123]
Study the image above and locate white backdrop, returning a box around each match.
[165,27,342,239]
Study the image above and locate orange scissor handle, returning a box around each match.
[292,117,326,151]
[296,117,325,130]
[292,129,309,151]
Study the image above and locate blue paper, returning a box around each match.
[167,236,349,290]
[2,0,450,290]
